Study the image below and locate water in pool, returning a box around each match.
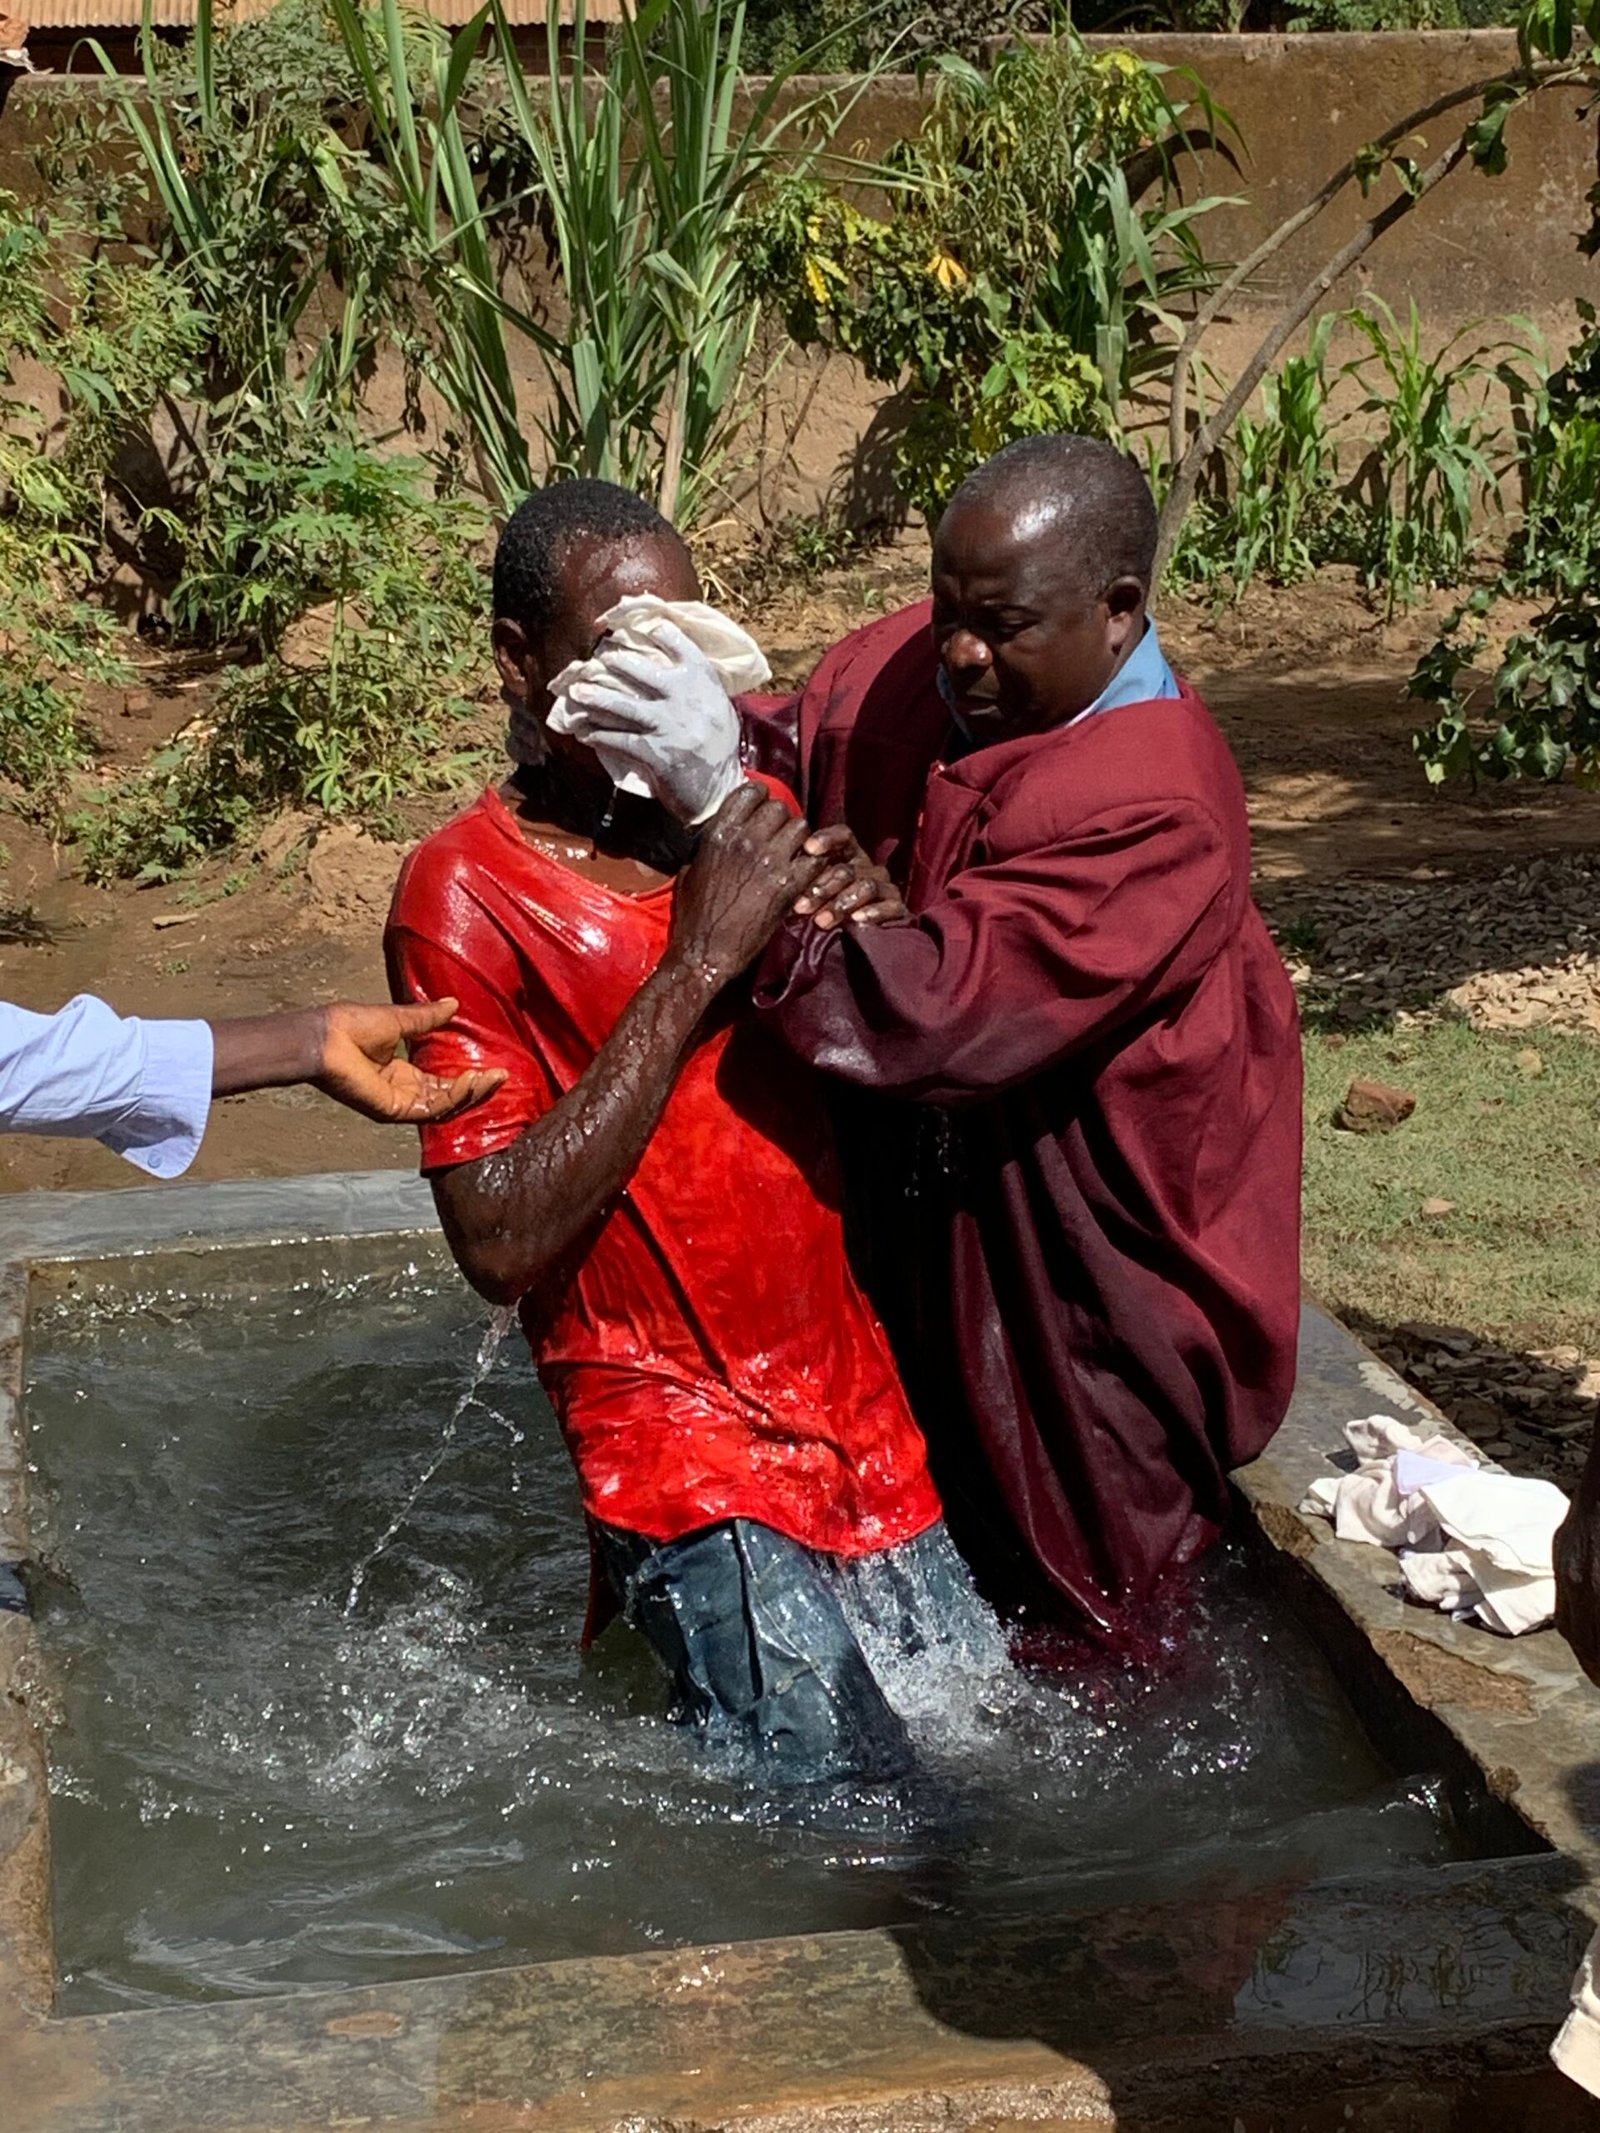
[24,1269,1460,2015]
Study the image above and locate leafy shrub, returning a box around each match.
[740,30,1234,518]
[0,191,206,811]
[74,441,490,881]
[1412,306,1600,788]
[742,0,1057,71]
[1502,301,1600,596]
[1410,304,1600,785]
[88,0,435,422]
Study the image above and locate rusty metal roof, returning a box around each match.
[22,0,625,28]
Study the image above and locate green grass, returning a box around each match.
[1303,1020,1600,1355]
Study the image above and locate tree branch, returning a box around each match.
[1156,58,1593,581]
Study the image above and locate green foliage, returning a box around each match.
[335,0,868,528]
[742,0,1054,71]
[741,31,1234,519]
[1503,301,1600,593]
[74,441,490,881]
[90,0,434,419]
[1341,300,1509,616]
[1285,0,1477,29]
[27,0,499,868]
[1166,318,1341,597]
[1411,306,1600,790]
[0,191,206,811]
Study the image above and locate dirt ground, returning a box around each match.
[5,551,1600,1197]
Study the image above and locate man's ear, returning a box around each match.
[1104,577,1146,656]
[493,617,533,699]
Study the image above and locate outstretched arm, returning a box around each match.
[210,1000,504,1122]
[0,992,500,1181]
[426,787,829,1307]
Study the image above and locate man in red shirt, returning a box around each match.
[385,480,956,1783]
[581,437,1303,1643]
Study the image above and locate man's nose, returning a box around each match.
[946,628,992,673]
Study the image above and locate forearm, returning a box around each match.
[755,912,1039,1103]
[208,1010,327,1095]
[438,957,713,1304]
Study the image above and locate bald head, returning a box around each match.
[928,434,1156,744]
[941,434,1157,598]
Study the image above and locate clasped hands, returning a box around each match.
[560,624,904,932]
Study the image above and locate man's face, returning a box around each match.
[495,530,700,773]
[930,496,1145,746]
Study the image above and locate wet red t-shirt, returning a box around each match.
[385,785,941,1558]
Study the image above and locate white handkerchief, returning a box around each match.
[546,595,771,797]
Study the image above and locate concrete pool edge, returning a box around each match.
[2,1171,1599,2131]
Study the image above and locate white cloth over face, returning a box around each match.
[1300,1413,1568,1636]
[544,595,770,806]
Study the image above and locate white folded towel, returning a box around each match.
[545,594,771,798]
[1300,1413,1567,1635]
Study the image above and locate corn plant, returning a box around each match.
[1171,317,1339,596]
[1500,304,1600,594]
[1341,299,1509,615]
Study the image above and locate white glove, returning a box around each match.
[547,598,765,826]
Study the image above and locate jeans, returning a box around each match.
[593,1518,971,1785]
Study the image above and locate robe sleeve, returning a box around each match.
[736,692,802,798]
[753,799,1235,1105]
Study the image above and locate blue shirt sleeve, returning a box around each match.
[0,995,213,1178]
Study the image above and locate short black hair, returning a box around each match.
[492,478,682,635]
[942,434,1158,592]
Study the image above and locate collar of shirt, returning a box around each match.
[1069,616,1179,725]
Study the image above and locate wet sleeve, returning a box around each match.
[753,800,1234,1105]
[385,921,557,1174]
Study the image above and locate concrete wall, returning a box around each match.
[2,31,1596,524]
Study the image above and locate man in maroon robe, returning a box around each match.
[581,435,1303,1640]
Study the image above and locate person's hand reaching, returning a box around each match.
[311,1000,507,1123]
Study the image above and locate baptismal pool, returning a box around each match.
[20,1264,1467,2017]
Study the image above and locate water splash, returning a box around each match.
[342,1305,517,1615]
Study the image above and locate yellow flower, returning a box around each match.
[927,250,968,291]
[804,257,832,305]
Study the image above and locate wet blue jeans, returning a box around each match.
[593,1518,967,1785]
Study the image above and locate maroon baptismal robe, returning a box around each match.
[751,602,1303,1636]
